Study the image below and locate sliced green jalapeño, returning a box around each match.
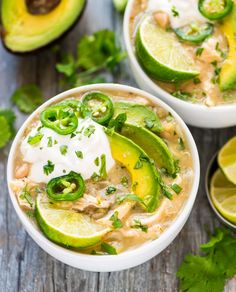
[174,22,213,44]
[81,92,114,125]
[40,105,78,135]
[198,0,233,20]
[46,171,85,201]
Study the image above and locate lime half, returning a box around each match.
[218,136,236,184]
[135,16,199,82]
[36,194,110,248]
[210,168,236,224]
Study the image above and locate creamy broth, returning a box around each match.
[129,0,236,106]
[11,89,193,254]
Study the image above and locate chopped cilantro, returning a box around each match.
[101,242,117,255]
[144,118,154,130]
[60,145,68,155]
[109,211,123,229]
[215,42,226,59]
[94,157,100,166]
[178,137,185,150]
[131,219,148,233]
[173,91,196,102]
[171,6,179,17]
[108,113,127,132]
[25,210,35,219]
[91,172,100,182]
[134,159,143,169]
[177,228,236,292]
[47,137,53,147]
[28,133,43,145]
[116,193,147,207]
[161,185,173,200]
[132,181,139,191]
[106,186,117,195]
[84,125,95,138]
[166,112,174,123]
[70,132,76,138]
[11,84,43,113]
[196,47,204,57]
[99,154,107,179]
[193,77,201,84]
[43,160,54,175]
[19,186,33,208]
[171,183,182,194]
[75,150,83,159]
[134,153,149,169]
[121,176,128,187]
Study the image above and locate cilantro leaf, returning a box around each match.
[101,242,117,255]
[43,160,54,175]
[177,228,236,292]
[56,53,76,77]
[109,211,123,229]
[56,29,126,88]
[11,84,43,113]
[0,108,16,138]
[0,116,11,149]
[77,29,126,71]
[28,133,44,145]
[131,219,148,233]
[116,193,147,207]
[108,113,127,132]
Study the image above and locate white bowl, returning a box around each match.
[7,84,200,272]
[123,0,236,128]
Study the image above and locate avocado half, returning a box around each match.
[1,0,86,53]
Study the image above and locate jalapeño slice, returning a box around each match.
[81,92,114,125]
[40,105,78,135]
[198,0,233,20]
[46,171,85,201]
[174,22,213,44]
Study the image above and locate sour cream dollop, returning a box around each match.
[21,118,115,183]
[148,0,207,28]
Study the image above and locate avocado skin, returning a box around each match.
[121,123,176,175]
[107,131,161,212]
[114,101,163,134]
[1,0,87,54]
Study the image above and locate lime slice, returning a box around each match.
[210,168,236,224]
[135,15,199,82]
[36,194,110,248]
[218,136,236,184]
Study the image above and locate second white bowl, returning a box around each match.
[123,0,236,129]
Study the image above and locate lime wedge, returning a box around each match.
[135,15,199,82]
[218,136,236,184]
[210,168,236,224]
[36,194,110,248]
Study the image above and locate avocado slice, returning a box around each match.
[219,2,236,91]
[1,0,86,52]
[120,124,176,175]
[107,131,161,212]
[114,101,163,134]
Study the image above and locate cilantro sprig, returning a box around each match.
[177,228,236,292]
[0,108,16,149]
[11,84,43,113]
[56,29,126,88]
